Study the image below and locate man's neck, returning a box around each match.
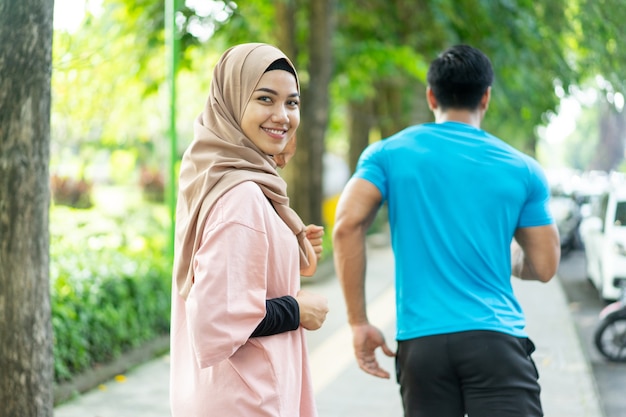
[434,109,484,129]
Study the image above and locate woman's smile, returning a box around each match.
[262,127,288,140]
[241,69,300,156]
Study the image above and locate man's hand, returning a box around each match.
[295,289,329,331]
[305,224,324,261]
[351,323,396,379]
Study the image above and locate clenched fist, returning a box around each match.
[305,224,324,261]
[295,289,329,331]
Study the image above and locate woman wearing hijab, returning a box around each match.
[169,43,329,417]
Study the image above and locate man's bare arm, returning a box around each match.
[332,178,382,325]
[333,178,394,379]
[511,224,561,282]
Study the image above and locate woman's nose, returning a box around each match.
[271,106,289,123]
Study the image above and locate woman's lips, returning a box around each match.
[263,127,287,139]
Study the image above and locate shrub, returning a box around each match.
[139,167,165,203]
[50,205,171,383]
[50,174,93,209]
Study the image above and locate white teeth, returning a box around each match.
[265,128,285,134]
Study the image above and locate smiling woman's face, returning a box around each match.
[240,69,300,156]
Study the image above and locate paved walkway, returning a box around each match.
[54,244,605,416]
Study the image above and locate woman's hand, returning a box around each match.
[295,289,329,330]
[300,224,324,277]
[305,224,324,261]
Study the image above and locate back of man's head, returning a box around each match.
[427,45,494,111]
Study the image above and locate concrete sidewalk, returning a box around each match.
[54,245,605,417]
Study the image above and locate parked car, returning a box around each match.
[579,186,626,301]
[549,195,582,254]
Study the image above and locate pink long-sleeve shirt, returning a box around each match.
[170,181,317,417]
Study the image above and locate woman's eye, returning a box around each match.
[288,99,300,107]
[257,96,272,103]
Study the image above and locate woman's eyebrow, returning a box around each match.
[254,87,299,97]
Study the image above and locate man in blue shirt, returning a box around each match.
[332,45,560,417]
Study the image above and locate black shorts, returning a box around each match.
[396,330,542,417]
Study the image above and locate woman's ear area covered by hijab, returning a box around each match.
[262,57,300,168]
[274,134,297,168]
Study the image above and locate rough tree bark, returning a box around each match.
[589,100,626,171]
[280,0,335,226]
[347,99,374,173]
[274,0,297,61]
[0,1,55,416]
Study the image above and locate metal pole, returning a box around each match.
[165,0,179,263]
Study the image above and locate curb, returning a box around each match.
[54,335,170,406]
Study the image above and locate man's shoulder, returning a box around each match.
[376,124,431,148]
[391,123,431,138]
[478,134,548,183]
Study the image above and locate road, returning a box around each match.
[557,249,626,417]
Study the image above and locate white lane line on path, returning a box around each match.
[309,285,396,394]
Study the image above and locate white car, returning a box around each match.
[579,186,626,301]
[549,196,582,253]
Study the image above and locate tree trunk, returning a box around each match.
[347,99,374,173]
[374,80,404,139]
[409,82,432,125]
[589,100,625,171]
[274,0,297,60]
[0,1,55,416]
[287,0,335,225]
[346,81,430,177]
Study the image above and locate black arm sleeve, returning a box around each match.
[250,295,300,337]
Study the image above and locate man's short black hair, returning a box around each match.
[427,45,494,111]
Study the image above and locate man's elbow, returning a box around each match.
[536,247,561,283]
[331,218,347,242]
[536,270,556,283]
[332,216,360,243]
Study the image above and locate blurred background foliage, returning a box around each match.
[48,0,625,383]
[51,0,626,220]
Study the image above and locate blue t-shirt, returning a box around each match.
[354,121,553,340]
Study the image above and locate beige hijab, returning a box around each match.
[173,43,310,300]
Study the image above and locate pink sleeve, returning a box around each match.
[186,218,269,369]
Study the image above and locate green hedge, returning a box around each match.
[50,205,171,383]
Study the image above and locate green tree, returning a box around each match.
[336,0,579,162]
[573,0,626,94]
[50,0,626,227]
[283,0,335,225]
[50,0,230,210]
[334,0,433,170]
[588,94,626,171]
[0,1,55,416]
[566,0,626,170]
[561,99,600,171]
